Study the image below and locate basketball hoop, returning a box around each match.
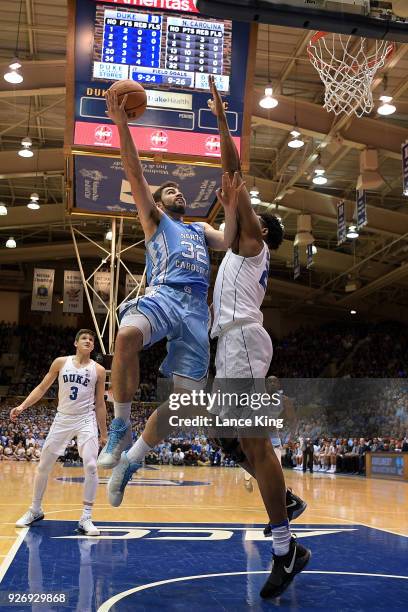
[308,32,395,117]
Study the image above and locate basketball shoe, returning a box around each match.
[78,518,100,536]
[264,489,307,536]
[260,537,311,599]
[16,508,45,528]
[97,418,132,469]
[107,451,142,507]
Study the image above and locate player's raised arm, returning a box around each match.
[106,88,161,240]
[208,76,264,254]
[9,357,65,421]
[94,364,108,446]
[201,172,243,250]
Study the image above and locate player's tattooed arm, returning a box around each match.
[208,78,263,255]
[94,365,108,446]
[9,357,64,421]
[208,75,241,176]
[106,89,161,240]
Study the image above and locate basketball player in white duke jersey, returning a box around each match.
[209,77,311,599]
[10,329,107,536]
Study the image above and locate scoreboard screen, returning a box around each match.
[68,0,253,160]
[93,7,231,93]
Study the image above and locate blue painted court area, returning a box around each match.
[0,521,407,611]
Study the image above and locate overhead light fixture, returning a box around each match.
[347,225,359,239]
[378,95,396,116]
[218,221,225,232]
[294,214,315,247]
[6,237,16,249]
[0,203,7,216]
[312,164,328,185]
[4,2,24,84]
[259,26,278,110]
[249,187,259,197]
[4,58,23,84]
[350,309,357,315]
[403,186,408,197]
[260,85,278,109]
[251,195,261,205]
[27,193,40,210]
[288,129,305,149]
[18,136,33,158]
[105,229,113,241]
[311,244,317,255]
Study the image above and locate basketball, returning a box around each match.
[108,80,147,119]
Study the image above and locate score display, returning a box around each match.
[93,7,230,92]
[69,0,253,160]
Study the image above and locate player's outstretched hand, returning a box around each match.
[105,88,128,127]
[217,171,244,211]
[207,75,228,117]
[10,405,24,422]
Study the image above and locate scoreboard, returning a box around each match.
[94,9,229,92]
[67,0,254,160]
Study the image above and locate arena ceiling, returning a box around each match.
[0,0,408,320]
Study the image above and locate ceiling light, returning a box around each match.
[4,58,23,84]
[350,309,357,315]
[311,245,317,255]
[249,187,259,197]
[288,130,305,149]
[0,203,7,216]
[312,165,328,185]
[250,195,261,205]
[18,137,33,158]
[218,221,225,232]
[105,229,113,241]
[27,192,40,210]
[6,237,16,249]
[346,225,359,239]
[259,85,278,109]
[27,201,40,210]
[403,187,408,197]
[377,95,396,116]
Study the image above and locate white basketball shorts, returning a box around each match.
[215,323,273,379]
[42,411,98,457]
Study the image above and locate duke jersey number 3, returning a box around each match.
[57,356,97,416]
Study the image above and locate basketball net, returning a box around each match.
[308,32,395,117]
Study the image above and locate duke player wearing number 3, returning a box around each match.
[10,330,107,536]
[98,87,237,503]
[208,77,311,599]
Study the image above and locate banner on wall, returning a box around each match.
[93,271,111,314]
[337,201,347,245]
[293,245,300,280]
[402,142,408,197]
[31,269,55,312]
[125,274,145,300]
[63,271,84,314]
[356,189,367,229]
[73,154,222,218]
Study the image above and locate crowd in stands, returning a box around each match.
[1,320,408,474]
[282,434,408,475]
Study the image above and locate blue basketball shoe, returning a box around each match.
[97,418,132,469]
[107,452,142,507]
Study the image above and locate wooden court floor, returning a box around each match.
[0,462,407,560]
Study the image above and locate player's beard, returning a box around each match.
[166,196,186,214]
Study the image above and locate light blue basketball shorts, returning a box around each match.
[119,284,210,382]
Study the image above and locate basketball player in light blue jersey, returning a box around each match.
[98,87,238,503]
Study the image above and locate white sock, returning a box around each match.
[271,520,291,556]
[81,504,92,521]
[126,436,152,464]
[113,401,131,424]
